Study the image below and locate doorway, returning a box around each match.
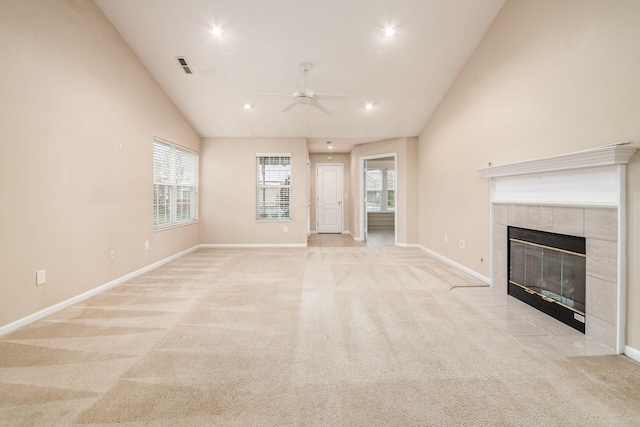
[316,164,343,233]
[361,154,397,245]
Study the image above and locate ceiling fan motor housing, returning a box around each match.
[294,90,314,104]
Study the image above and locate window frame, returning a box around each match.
[256,153,292,222]
[366,167,395,213]
[366,169,383,212]
[153,137,199,231]
[386,168,396,212]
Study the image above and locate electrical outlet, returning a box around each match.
[459,240,465,249]
[284,226,289,233]
[36,270,46,286]
[144,241,149,250]
[444,234,448,243]
[110,249,116,260]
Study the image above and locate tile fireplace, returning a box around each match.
[477,143,639,353]
[494,204,617,347]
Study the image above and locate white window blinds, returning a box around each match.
[153,138,198,230]
[256,154,291,220]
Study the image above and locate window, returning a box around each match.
[366,168,395,212]
[366,169,382,210]
[386,168,395,211]
[153,138,198,230]
[256,154,291,220]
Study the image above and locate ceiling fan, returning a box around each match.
[257,63,349,115]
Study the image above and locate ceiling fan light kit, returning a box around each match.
[257,62,349,115]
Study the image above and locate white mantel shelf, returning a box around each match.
[476,142,638,178]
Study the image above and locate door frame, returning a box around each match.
[306,156,311,236]
[359,153,398,245]
[316,163,344,234]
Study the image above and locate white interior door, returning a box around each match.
[316,164,343,234]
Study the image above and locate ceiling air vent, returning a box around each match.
[176,56,194,75]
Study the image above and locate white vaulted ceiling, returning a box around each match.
[95,0,504,153]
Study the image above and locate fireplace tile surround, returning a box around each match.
[494,204,618,349]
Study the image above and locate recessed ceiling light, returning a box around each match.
[210,26,223,37]
[243,103,252,110]
[384,26,395,37]
[365,102,373,110]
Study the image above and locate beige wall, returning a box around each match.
[350,137,419,245]
[417,0,640,348]
[200,137,308,245]
[0,0,201,329]
[406,137,420,243]
[309,153,350,234]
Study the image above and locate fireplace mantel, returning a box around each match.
[477,142,638,355]
[476,142,638,178]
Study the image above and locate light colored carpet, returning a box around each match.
[1,245,639,426]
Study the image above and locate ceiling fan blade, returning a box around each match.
[282,102,299,112]
[313,93,350,101]
[310,101,332,115]
[256,93,293,98]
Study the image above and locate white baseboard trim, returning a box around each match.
[396,243,419,248]
[342,230,351,235]
[0,245,201,337]
[417,245,490,285]
[200,243,307,248]
[625,345,640,363]
[309,230,317,235]
[346,231,365,241]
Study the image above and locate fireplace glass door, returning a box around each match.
[509,240,585,313]
[508,227,586,332]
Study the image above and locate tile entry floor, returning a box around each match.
[308,229,395,248]
[310,231,616,358]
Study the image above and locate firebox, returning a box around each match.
[508,227,586,333]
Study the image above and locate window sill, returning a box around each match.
[154,220,198,232]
